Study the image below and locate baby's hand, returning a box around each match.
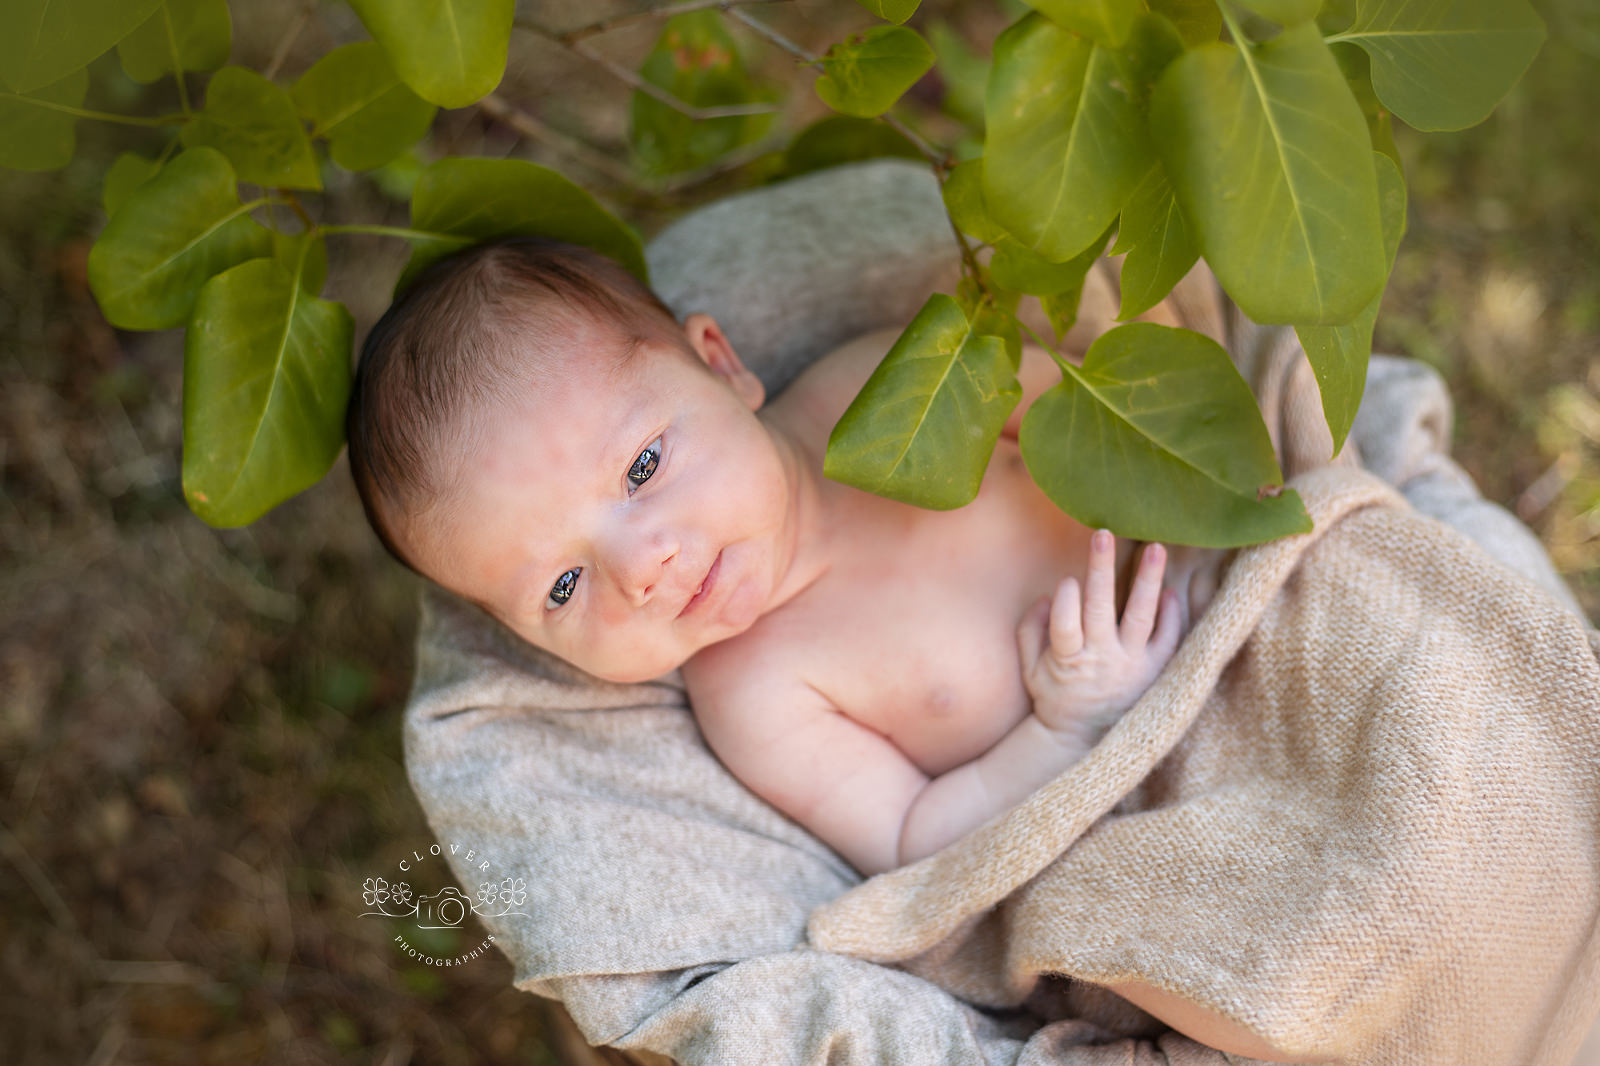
[1017,530,1185,745]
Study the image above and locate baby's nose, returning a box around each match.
[613,533,680,608]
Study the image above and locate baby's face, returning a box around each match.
[407,313,797,684]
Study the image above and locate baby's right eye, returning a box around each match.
[548,567,580,609]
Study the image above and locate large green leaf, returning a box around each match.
[1020,323,1312,546]
[783,115,921,176]
[1023,0,1142,48]
[991,228,1107,297]
[180,67,321,190]
[1330,42,1400,168]
[1295,151,1406,451]
[853,0,921,24]
[984,14,1150,264]
[347,0,512,109]
[102,151,164,216]
[629,12,771,176]
[814,26,935,119]
[117,0,231,84]
[0,66,86,171]
[1112,159,1199,320]
[1232,0,1321,25]
[401,157,648,291]
[0,0,162,93]
[1329,0,1545,132]
[941,159,1008,245]
[182,255,353,527]
[291,42,436,172]
[824,294,1022,510]
[1148,0,1221,45]
[88,147,273,330]
[1151,23,1385,324]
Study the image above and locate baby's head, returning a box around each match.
[348,236,796,683]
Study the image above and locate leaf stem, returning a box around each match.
[162,3,192,115]
[263,3,315,81]
[512,18,779,119]
[1217,1,1250,47]
[561,0,792,43]
[2,95,187,126]
[318,223,467,243]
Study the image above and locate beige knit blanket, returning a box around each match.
[402,162,1600,1065]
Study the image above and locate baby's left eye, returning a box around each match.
[627,437,661,494]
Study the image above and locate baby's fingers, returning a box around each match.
[1048,577,1083,659]
[1016,594,1050,677]
[1120,542,1168,649]
[1149,586,1185,666]
[1083,529,1118,645]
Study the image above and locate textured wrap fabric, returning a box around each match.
[401,160,1598,1064]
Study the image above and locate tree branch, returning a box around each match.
[513,18,779,120]
[475,93,650,192]
[559,0,791,43]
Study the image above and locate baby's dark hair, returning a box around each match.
[346,235,682,570]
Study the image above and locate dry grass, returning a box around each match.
[2,1,1595,1063]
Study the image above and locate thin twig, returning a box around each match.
[723,6,820,67]
[724,6,946,168]
[263,3,315,81]
[476,93,649,191]
[0,817,79,935]
[561,0,791,43]
[514,19,778,120]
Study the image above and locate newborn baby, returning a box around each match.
[350,236,1309,1058]
[348,236,1197,879]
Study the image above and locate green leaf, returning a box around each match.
[1041,289,1084,340]
[854,0,921,24]
[102,151,164,216]
[1019,323,1312,546]
[1295,151,1406,451]
[1148,0,1222,45]
[347,0,512,109]
[1112,160,1199,320]
[180,67,321,190]
[182,256,353,527]
[290,42,437,172]
[1231,0,1321,25]
[783,115,921,176]
[814,26,935,118]
[1151,23,1385,324]
[941,159,1008,245]
[1330,42,1400,169]
[117,0,231,84]
[1331,0,1545,132]
[1118,13,1186,106]
[824,294,1022,510]
[927,21,988,130]
[1023,0,1142,48]
[984,14,1151,263]
[991,227,1107,296]
[629,12,772,176]
[0,0,162,93]
[402,157,648,292]
[0,66,86,171]
[88,147,273,330]
[271,230,329,296]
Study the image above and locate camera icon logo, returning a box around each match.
[414,885,473,929]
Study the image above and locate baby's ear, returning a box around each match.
[683,313,764,411]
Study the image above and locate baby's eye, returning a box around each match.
[627,437,662,494]
[548,567,580,609]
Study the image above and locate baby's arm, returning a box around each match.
[693,532,1182,877]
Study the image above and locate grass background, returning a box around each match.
[2,1,1595,1062]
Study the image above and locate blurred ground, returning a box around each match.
[1,1,1595,1064]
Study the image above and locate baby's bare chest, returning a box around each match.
[794,443,1092,776]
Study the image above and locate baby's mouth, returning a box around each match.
[679,550,723,618]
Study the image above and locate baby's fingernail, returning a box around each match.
[1147,543,1164,563]
[1093,529,1111,551]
